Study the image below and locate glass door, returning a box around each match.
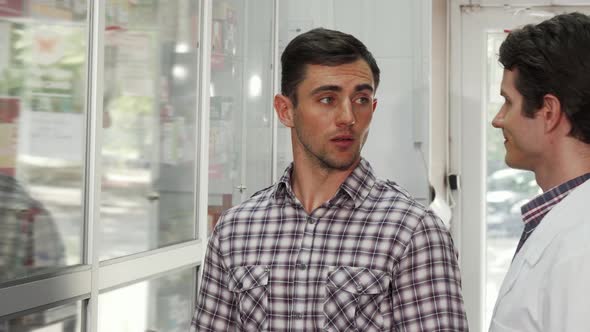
[450,3,590,331]
[207,0,275,234]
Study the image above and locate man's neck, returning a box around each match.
[290,159,359,214]
[534,141,590,191]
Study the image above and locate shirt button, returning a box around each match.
[356,285,364,292]
[236,282,243,289]
[307,217,316,224]
[294,313,303,319]
[297,263,307,270]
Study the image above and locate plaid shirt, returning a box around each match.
[191,158,468,331]
[514,172,590,256]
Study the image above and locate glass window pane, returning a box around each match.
[100,0,200,260]
[485,32,541,328]
[0,301,81,332]
[208,0,274,234]
[97,267,195,332]
[0,1,87,283]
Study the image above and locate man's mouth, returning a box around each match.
[331,135,355,148]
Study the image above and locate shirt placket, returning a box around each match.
[290,206,326,331]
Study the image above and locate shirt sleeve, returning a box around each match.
[190,227,237,332]
[392,211,469,331]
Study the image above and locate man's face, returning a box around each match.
[285,60,377,171]
[492,69,545,171]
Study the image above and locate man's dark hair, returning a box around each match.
[499,12,590,143]
[280,28,380,107]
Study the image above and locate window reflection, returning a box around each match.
[0,302,80,332]
[98,268,195,332]
[0,1,87,283]
[100,0,199,260]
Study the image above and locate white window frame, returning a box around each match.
[0,0,209,328]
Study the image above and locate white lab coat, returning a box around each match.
[489,180,590,332]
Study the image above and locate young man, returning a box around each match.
[191,28,468,331]
[489,12,590,331]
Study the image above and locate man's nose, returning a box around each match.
[336,100,356,126]
[491,111,504,128]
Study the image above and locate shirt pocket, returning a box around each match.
[323,266,391,332]
[228,265,270,331]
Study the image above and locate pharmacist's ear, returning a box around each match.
[274,94,294,128]
[539,93,567,136]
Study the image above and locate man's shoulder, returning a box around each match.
[229,183,276,211]
[370,178,446,230]
[214,184,277,227]
[546,203,590,254]
[249,183,277,200]
[372,178,426,207]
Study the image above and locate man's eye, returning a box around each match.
[319,97,334,104]
[354,97,370,105]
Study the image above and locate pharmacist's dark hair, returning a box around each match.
[499,12,590,143]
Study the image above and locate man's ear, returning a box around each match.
[540,93,567,134]
[274,94,294,128]
[372,98,378,113]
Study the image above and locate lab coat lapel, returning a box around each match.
[495,239,528,301]
[494,180,590,303]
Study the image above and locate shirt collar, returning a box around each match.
[271,157,376,208]
[272,164,296,204]
[521,172,590,225]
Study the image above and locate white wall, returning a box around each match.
[277,0,432,204]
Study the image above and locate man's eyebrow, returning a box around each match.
[309,84,374,96]
[310,85,341,96]
[355,84,374,93]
